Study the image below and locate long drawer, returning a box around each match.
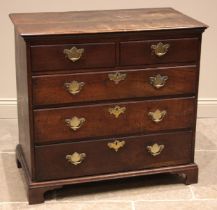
[31,42,116,72]
[120,38,199,66]
[35,131,193,181]
[32,66,197,106]
[34,97,195,144]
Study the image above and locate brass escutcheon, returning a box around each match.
[108,72,127,84]
[63,46,84,62]
[147,143,164,156]
[65,116,86,131]
[148,109,167,123]
[151,42,170,57]
[107,140,125,152]
[149,74,168,89]
[66,152,86,165]
[64,80,85,95]
[108,105,126,118]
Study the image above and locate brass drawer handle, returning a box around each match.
[66,152,86,165]
[108,140,125,152]
[151,42,170,57]
[149,74,168,89]
[147,143,164,156]
[148,109,167,123]
[65,116,86,131]
[108,72,127,84]
[63,46,84,62]
[108,105,126,118]
[64,80,85,95]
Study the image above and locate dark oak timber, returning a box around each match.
[35,131,193,181]
[120,38,199,66]
[34,97,195,144]
[31,42,116,71]
[9,8,207,36]
[32,66,197,106]
[10,8,207,204]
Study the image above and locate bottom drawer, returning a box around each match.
[35,131,193,181]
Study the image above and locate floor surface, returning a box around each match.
[0,118,217,210]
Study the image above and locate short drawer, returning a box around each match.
[35,131,192,181]
[31,42,116,72]
[34,97,195,144]
[32,66,197,106]
[120,38,199,66]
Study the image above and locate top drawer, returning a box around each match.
[31,42,116,72]
[120,38,199,66]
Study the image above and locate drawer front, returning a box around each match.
[31,42,116,72]
[120,38,199,66]
[35,131,192,181]
[32,66,197,106]
[34,97,195,144]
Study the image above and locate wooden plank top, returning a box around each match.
[9,8,207,36]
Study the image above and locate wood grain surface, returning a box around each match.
[120,38,199,66]
[35,131,192,181]
[32,66,197,106]
[34,97,195,144]
[31,42,116,71]
[9,8,207,36]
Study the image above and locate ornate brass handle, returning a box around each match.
[149,74,168,89]
[148,109,167,123]
[108,140,125,152]
[65,116,86,131]
[151,42,170,57]
[147,143,164,156]
[66,152,86,165]
[108,72,127,84]
[108,105,126,118]
[64,80,85,95]
[63,46,84,62]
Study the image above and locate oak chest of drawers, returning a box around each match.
[10,8,207,204]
